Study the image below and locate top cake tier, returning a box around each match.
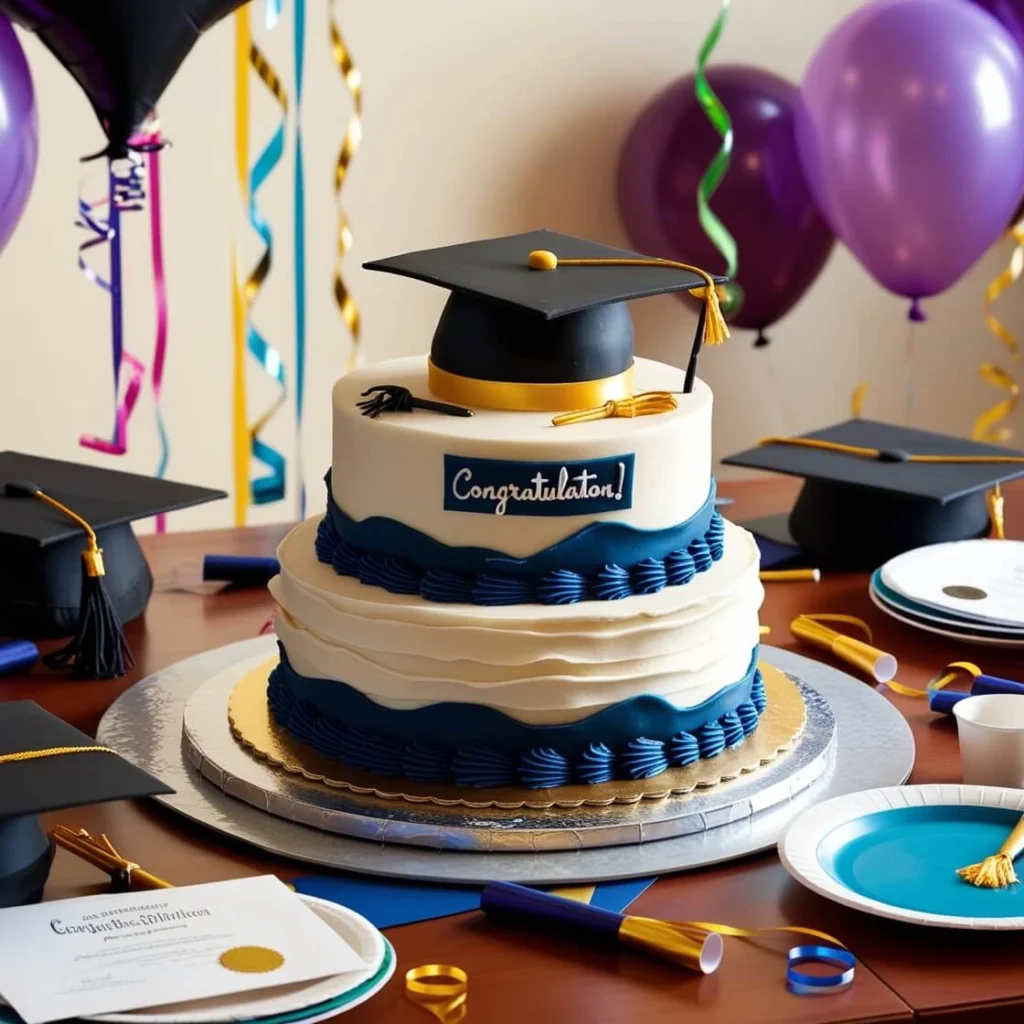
[331,355,712,562]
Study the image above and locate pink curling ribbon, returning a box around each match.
[77,129,172,532]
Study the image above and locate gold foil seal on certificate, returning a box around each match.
[219,946,286,973]
[228,659,805,811]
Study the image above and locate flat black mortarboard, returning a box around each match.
[364,229,728,411]
[724,419,1024,570]
[0,452,224,678]
[0,701,172,907]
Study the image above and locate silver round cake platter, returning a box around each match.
[97,639,914,885]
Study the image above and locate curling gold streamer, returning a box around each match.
[330,1,362,371]
[972,363,1020,445]
[976,220,1023,444]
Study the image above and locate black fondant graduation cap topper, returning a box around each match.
[364,229,728,411]
[0,452,225,678]
[724,419,1024,569]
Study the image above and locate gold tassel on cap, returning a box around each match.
[527,250,730,348]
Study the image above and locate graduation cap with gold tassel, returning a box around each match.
[364,229,728,414]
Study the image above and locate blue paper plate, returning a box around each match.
[781,786,1024,929]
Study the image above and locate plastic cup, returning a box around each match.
[953,694,1024,787]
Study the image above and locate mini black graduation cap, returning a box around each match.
[0,701,172,907]
[0,452,225,679]
[364,229,728,411]
[724,419,1024,570]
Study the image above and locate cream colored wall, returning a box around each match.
[1,0,1020,532]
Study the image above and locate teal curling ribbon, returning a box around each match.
[293,0,307,518]
[247,0,288,506]
[695,0,743,317]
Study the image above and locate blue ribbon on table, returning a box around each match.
[787,946,856,995]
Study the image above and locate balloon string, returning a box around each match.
[78,156,147,461]
[902,319,916,424]
[694,0,737,279]
[330,0,362,371]
[294,0,307,519]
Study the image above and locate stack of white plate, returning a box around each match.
[0,896,394,1024]
[869,539,1024,647]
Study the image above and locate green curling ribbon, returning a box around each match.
[695,0,743,319]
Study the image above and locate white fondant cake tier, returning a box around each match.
[271,516,762,725]
[331,355,712,557]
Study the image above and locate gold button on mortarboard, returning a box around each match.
[219,946,286,973]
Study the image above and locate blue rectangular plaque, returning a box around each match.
[443,454,635,517]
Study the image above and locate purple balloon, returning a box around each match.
[796,0,1024,316]
[617,66,834,342]
[0,14,36,254]
[972,0,1024,51]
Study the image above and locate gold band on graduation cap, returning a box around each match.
[427,360,634,413]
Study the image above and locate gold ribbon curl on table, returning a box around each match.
[406,965,467,1024]
[791,613,981,698]
[331,0,362,371]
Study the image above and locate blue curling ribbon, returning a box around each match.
[0,640,39,675]
[247,0,287,507]
[293,0,307,519]
[786,946,856,996]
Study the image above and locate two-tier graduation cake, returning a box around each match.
[264,229,768,794]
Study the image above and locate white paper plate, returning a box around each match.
[869,583,1024,648]
[85,895,386,1024]
[780,785,1024,930]
[880,540,1024,628]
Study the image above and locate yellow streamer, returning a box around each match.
[406,965,467,1024]
[330,0,362,371]
[972,363,1020,445]
[232,9,250,526]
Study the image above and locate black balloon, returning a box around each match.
[0,0,249,156]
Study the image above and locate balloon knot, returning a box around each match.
[753,329,770,348]
[908,298,927,323]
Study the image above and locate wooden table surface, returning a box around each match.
[5,477,1024,1024]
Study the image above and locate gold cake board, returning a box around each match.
[228,660,805,812]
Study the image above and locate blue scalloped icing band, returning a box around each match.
[267,643,766,789]
[316,473,725,606]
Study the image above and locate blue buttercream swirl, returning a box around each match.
[721,710,745,749]
[621,737,669,779]
[520,747,572,789]
[403,742,452,781]
[331,537,361,578]
[594,564,631,601]
[631,557,667,595]
[706,511,726,561]
[665,548,696,587]
[696,719,726,759]
[576,742,615,784]
[751,670,767,714]
[452,746,518,788]
[668,730,700,767]
[314,515,338,563]
[379,556,422,595]
[689,537,713,574]
[420,569,474,603]
[285,699,318,745]
[310,714,349,759]
[357,551,387,587]
[473,574,535,606]
[537,569,588,605]
[339,725,405,775]
[737,702,759,736]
